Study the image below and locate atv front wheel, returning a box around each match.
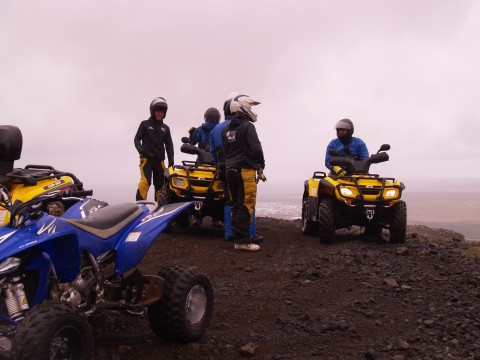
[12,301,93,360]
[148,266,213,342]
[301,197,318,235]
[318,198,335,244]
[390,200,407,243]
[157,187,175,205]
[158,188,177,232]
[174,212,191,228]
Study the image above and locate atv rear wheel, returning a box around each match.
[318,198,335,244]
[390,200,407,243]
[12,301,93,360]
[148,266,213,342]
[301,197,318,235]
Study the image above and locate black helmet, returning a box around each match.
[335,118,354,142]
[149,97,168,117]
[204,107,220,123]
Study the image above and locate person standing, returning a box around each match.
[134,97,174,201]
[221,94,265,251]
[210,97,263,244]
[325,118,368,175]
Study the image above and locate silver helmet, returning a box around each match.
[149,97,168,117]
[230,94,261,122]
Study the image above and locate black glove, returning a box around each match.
[188,127,196,134]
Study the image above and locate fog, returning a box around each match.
[1,0,479,202]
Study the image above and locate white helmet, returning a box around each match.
[230,94,261,122]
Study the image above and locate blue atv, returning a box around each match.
[0,187,213,359]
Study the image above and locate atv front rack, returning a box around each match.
[334,175,404,204]
[7,164,84,188]
[169,164,222,198]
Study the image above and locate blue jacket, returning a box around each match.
[325,137,369,170]
[210,120,230,166]
[190,121,218,151]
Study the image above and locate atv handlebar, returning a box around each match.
[64,189,93,197]
[329,144,390,175]
[0,185,93,228]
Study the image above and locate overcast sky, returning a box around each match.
[1,1,479,203]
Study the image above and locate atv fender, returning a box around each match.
[114,202,193,274]
[319,178,336,197]
[303,183,318,223]
[39,234,82,283]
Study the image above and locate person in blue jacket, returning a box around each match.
[188,107,221,151]
[188,107,222,227]
[325,118,369,175]
[210,96,263,245]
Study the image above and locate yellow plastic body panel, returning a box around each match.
[167,166,223,197]
[0,176,75,225]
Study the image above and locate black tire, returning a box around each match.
[318,198,335,244]
[301,197,318,235]
[174,212,191,228]
[157,187,174,206]
[390,200,407,243]
[148,266,213,342]
[12,301,93,360]
[158,188,176,232]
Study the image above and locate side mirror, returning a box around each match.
[377,144,390,153]
[181,137,190,144]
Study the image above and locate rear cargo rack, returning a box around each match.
[7,164,84,188]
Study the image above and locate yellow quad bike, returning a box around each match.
[0,125,88,225]
[302,144,407,244]
[158,137,224,227]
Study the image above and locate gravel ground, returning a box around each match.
[91,218,480,360]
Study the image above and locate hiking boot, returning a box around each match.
[250,235,264,244]
[234,243,260,252]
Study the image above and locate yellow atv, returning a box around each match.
[302,144,406,243]
[0,125,88,225]
[158,137,224,227]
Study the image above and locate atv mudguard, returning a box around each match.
[114,202,193,274]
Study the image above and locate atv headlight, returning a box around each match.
[172,178,186,187]
[0,257,21,275]
[384,189,398,198]
[340,187,354,197]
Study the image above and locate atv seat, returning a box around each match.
[63,203,143,239]
[180,143,214,166]
[196,151,214,166]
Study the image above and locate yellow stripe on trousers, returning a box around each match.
[241,168,257,221]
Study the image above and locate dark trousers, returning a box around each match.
[226,168,257,243]
[136,157,165,201]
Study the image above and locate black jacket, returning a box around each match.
[134,118,174,165]
[221,112,265,170]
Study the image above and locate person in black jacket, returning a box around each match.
[221,94,265,251]
[134,97,174,201]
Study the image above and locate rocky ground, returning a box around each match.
[91,218,480,360]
